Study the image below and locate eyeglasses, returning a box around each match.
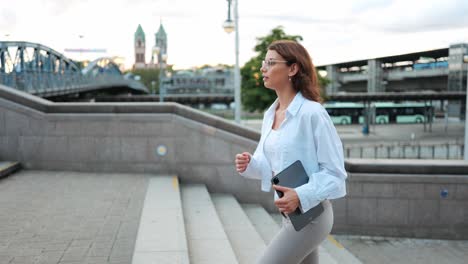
[261,60,289,70]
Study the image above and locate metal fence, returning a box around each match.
[163,74,234,96]
[344,141,465,159]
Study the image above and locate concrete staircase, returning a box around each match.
[132,176,362,264]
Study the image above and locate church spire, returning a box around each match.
[155,20,168,58]
[134,24,145,42]
[134,24,146,69]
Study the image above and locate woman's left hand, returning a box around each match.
[273,185,300,214]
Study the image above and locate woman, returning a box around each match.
[234,40,347,264]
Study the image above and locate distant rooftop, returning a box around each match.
[316,47,449,69]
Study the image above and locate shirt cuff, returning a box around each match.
[295,185,321,213]
[239,153,256,178]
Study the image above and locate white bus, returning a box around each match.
[324,102,433,125]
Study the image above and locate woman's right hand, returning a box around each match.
[235,152,251,173]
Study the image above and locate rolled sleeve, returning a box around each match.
[295,109,347,213]
[295,169,345,212]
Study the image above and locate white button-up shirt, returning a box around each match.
[240,92,347,212]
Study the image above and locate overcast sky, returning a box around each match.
[2,0,468,70]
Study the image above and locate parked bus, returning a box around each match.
[324,102,433,125]
[373,102,432,124]
[323,102,364,125]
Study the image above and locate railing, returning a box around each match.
[0,71,148,96]
[344,140,464,159]
[339,67,450,83]
[162,75,234,96]
[387,67,448,80]
[0,41,148,97]
[340,72,367,83]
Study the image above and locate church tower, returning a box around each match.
[134,24,146,69]
[155,22,167,63]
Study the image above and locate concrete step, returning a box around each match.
[241,203,281,244]
[181,184,238,264]
[212,194,266,264]
[322,235,363,264]
[132,176,189,264]
[270,212,283,226]
[0,161,21,179]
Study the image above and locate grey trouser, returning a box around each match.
[256,200,333,264]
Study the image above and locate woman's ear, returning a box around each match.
[289,63,299,77]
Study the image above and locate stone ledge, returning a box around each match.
[0,84,260,141]
[346,158,468,175]
[348,173,468,184]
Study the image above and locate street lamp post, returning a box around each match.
[78,35,84,62]
[464,64,468,160]
[160,53,168,102]
[152,47,160,96]
[153,47,167,102]
[151,80,156,95]
[223,0,241,124]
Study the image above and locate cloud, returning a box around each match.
[0,9,17,35]
[350,0,394,13]
[3,0,467,70]
[357,0,468,33]
[39,0,83,16]
[245,14,356,27]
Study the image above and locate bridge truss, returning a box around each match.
[0,41,148,97]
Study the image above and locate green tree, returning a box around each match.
[128,65,174,94]
[241,26,329,112]
[129,68,160,93]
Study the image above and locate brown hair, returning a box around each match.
[268,40,322,103]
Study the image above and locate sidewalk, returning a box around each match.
[334,235,468,264]
[242,118,465,144]
[0,170,149,264]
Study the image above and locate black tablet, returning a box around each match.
[271,160,324,231]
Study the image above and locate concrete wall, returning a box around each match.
[1,85,467,239]
[334,159,468,239]
[367,59,384,93]
[0,87,274,210]
[339,81,367,93]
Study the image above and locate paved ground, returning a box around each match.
[0,119,466,264]
[0,170,148,264]
[1,171,467,264]
[334,235,468,264]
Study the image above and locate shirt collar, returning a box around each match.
[264,91,305,119]
[287,92,305,117]
[265,99,278,119]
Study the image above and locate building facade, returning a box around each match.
[317,43,468,95]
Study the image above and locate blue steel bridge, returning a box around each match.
[0,41,148,99]
[0,41,236,104]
